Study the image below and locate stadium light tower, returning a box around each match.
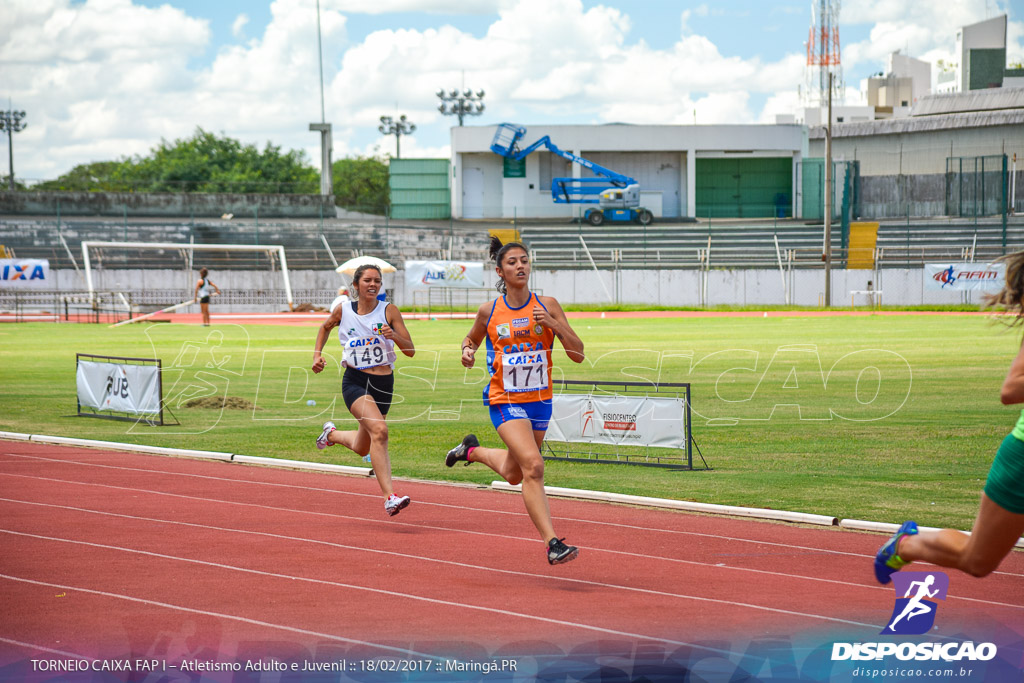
[378,115,415,159]
[437,88,485,126]
[0,107,27,191]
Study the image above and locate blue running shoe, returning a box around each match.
[874,520,918,584]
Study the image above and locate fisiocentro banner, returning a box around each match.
[76,357,162,416]
[547,394,687,449]
[925,263,1004,291]
[405,260,484,289]
[0,258,50,287]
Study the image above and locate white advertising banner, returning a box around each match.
[925,263,1005,291]
[76,360,162,415]
[547,394,687,450]
[0,259,50,287]
[405,260,484,289]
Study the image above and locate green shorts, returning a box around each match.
[984,434,1024,514]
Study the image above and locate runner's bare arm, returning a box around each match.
[536,296,585,363]
[312,306,344,373]
[461,302,490,368]
[1001,336,1024,404]
[385,305,416,357]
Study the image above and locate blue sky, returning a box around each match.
[4,0,1022,181]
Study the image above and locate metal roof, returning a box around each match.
[911,88,1024,116]
[808,108,1024,139]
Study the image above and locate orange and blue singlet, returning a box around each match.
[483,292,555,430]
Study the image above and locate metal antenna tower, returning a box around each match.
[805,0,844,107]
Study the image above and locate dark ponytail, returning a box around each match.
[489,236,528,295]
[985,251,1024,327]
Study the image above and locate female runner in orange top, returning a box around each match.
[446,237,585,565]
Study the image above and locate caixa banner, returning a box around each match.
[76,354,163,419]
[0,259,49,287]
[547,394,687,449]
[405,260,484,289]
[925,263,1004,291]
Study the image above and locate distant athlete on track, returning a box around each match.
[193,268,220,326]
[312,263,416,517]
[875,252,1024,583]
[446,237,585,565]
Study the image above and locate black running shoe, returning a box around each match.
[445,433,479,467]
[547,537,579,565]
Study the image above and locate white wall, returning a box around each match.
[451,123,803,219]
[31,267,980,311]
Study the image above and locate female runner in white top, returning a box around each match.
[312,264,416,516]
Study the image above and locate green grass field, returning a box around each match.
[0,314,1016,531]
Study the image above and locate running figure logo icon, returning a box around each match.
[881,571,949,635]
[933,266,958,288]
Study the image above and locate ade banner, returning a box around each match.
[547,394,687,449]
[0,258,50,287]
[76,357,162,416]
[925,262,1004,291]
[404,260,484,289]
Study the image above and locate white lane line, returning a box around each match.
[0,636,85,659]
[0,535,761,654]
[1,471,859,572]
[2,451,986,570]
[3,497,1020,615]
[0,573,446,661]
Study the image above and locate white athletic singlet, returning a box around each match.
[337,299,397,370]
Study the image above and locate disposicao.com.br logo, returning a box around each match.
[831,572,997,663]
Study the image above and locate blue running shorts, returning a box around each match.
[488,400,552,431]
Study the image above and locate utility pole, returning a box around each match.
[823,72,833,308]
[0,107,27,190]
[309,0,332,197]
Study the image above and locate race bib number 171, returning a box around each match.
[501,350,548,392]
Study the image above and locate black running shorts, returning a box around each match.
[341,366,394,415]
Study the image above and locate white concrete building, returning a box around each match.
[888,51,932,106]
[450,123,805,220]
[953,15,1008,93]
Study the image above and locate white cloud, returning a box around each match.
[324,0,509,14]
[232,14,250,40]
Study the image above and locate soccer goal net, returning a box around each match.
[81,241,295,312]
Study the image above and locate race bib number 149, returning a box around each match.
[345,337,386,369]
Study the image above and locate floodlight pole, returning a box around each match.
[437,88,485,126]
[823,72,833,308]
[0,107,27,190]
[379,115,415,159]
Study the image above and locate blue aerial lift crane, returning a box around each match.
[489,123,653,226]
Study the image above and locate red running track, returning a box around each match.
[1,439,1022,678]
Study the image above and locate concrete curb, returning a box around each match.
[231,453,372,477]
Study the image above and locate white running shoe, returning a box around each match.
[316,421,336,450]
[384,494,411,517]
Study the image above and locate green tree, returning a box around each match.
[332,155,389,214]
[37,128,319,194]
[34,161,137,192]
